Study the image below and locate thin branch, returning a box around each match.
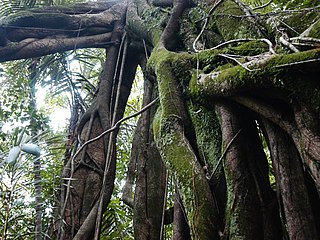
[208,129,242,180]
[192,0,224,52]
[290,37,320,44]
[279,36,299,53]
[142,39,149,60]
[276,18,299,35]
[197,38,276,54]
[252,0,273,11]
[218,53,259,71]
[59,97,158,238]
[73,97,158,168]
[213,5,320,19]
[273,58,320,68]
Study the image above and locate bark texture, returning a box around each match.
[263,119,319,240]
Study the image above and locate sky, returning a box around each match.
[36,86,70,132]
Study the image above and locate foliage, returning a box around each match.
[0,44,128,237]
[0,53,79,238]
[273,0,319,8]
[0,127,65,238]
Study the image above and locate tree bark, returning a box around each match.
[173,187,191,240]
[263,119,319,240]
[216,102,281,240]
[133,71,166,240]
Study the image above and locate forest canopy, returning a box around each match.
[0,0,320,239]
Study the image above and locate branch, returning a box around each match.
[2,3,123,30]
[218,53,259,71]
[208,129,242,180]
[233,0,268,36]
[200,38,275,54]
[28,1,119,14]
[218,5,320,19]
[192,0,224,52]
[159,0,188,50]
[289,37,320,48]
[72,97,159,165]
[252,0,273,11]
[192,49,320,99]
[273,58,320,68]
[0,33,114,62]
[279,35,299,53]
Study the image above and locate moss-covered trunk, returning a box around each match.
[150,49,220,239]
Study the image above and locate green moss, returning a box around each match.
[225,41,269,56]
[172,53,193,87]
[196,48,320,95]
[4,12,73,29]
[188,103,222,170]
[149,47,219,239]
[283,11,319,36]
[211,0,262,40]
[188,41,269,76]
[195,50,224,72]
[153,106,162,141]
[156,117,218,239]
[189,70,203,101]
[308,18,320,38]
[189,48,320,121]
[148,49,192,117]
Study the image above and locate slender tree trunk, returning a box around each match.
[29,63,42,240]
[263,119,319,240]
[173,187,191,240]
[133,63,167,239]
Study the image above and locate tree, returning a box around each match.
[0,55,68,239]
[0,0,320,239]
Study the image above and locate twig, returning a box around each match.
[233,0,267,36]
[208,129,242,180]
[273,58,320,68]
[290,37,320,44]
[218,53,259,71]
[279,35,299,53]
[276,18,299,35]
[291,42,320,48]
[211,6,320,19]
[252,0,273,11]
[59,97,158,238]
[203,38,276,54]
[193,0,224,52]
[73,97,158,168]
[143,39,149,60]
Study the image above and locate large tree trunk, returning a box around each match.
[133,63,167,239]
[216,102,281,240]
[263,119,319,240]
